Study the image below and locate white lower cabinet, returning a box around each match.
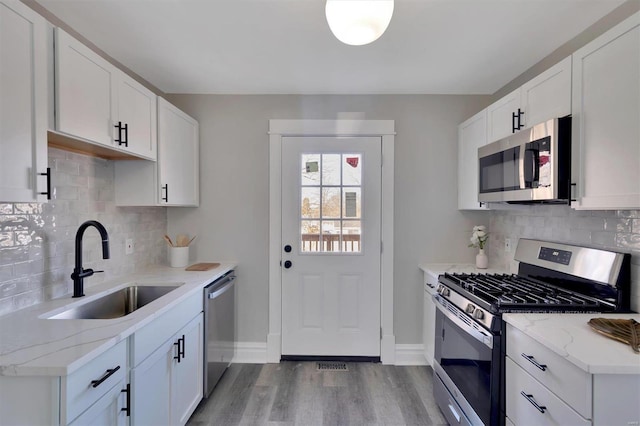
[422,271,437,365]
[506,324,640,426]
[68,378,128,426]
[130,308,203,426]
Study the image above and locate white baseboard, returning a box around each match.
[232,341,268,364]
[394,344,428,366]
[232,341,428,366]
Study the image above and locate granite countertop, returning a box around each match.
[0,262,236,377]
[504,313,640,375]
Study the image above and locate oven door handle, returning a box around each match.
[434,295,493,348]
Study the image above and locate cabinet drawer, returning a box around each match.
[506,324,591,417]
[62,339,127,424]
[506,357,591,426]
[131,291,202,366]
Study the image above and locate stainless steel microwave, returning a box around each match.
[478,117,571,203]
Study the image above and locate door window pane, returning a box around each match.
[301,220,320,252]
[301,187,320,218]
[343,154,362,185]
[322,154,341,185]
[299,153,363,254]
[322,188,341,219]
[301,154,320,185]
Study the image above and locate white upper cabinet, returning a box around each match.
[458,109,489,210]
[55,28,117,148]
[114,71,157,160]
[487,89,521,143]
[0,1,50,202]
[487,57,572,144]
[520,56,572,129]
[54,28,157,160]
[115,98,199,207]
[157,98,199,206]
[571,12,640,210]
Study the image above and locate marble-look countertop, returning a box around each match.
[504,313,640,375]
[0,262,235,377]
[419,263,511,277]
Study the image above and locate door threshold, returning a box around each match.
[280,355,380,363]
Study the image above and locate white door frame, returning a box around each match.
[268,119,395,364]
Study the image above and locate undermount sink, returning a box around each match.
[46,285,181,320]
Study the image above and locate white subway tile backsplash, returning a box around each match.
[489,205,640,312]
[0,148,167,316]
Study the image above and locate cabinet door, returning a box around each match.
[458,109,489,210]
[158,98,199,206]
[0,1,48,202]
[131,340,172,426]
[571,12,640,210]
[171,314,203,426]
[55,28,117,148]
[520,56,571,128]
[68,379,128,426]
[116,71,157,160]
[487,89,520,143]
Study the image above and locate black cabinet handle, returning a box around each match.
[38,167,51,200]
[520,391,547,413]
[121,383,130,416]
[161,184,169,202]
[114,122,128,147]
[517,108,525,130]
[174,340,181,363]
[283,260,292,269]
[512,111,519,133]
[521,353,547,371]
[122,123,128,147]
[284,244,292,253]
[180,335,185,359]
[91,365,120,388]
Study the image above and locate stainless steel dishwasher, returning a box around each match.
[203,270,236,398]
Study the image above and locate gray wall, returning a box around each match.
[0,148,167,316]
[165,94,490,344]
[487,205,640,312]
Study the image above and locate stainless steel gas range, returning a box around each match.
[432,239,631,426]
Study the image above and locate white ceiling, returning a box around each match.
[35,0,625,95]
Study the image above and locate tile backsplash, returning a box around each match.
[0,148,166,316]
[487,204,640,311]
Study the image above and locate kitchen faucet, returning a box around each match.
[71,220,110,297]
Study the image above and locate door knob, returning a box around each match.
[284,245,292,253]
[283,260,292,269]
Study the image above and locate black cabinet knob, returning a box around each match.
[284,260,292,269]
[284,245,292,253]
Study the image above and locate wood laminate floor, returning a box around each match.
[187,362,447,426]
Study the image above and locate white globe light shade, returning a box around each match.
[325,0,394,46]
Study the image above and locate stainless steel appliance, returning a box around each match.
[478,117,571,203]
[203,270,236,398]
[433,239,631,426]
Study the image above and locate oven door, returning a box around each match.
[433,295,502,426]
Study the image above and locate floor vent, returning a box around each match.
[317,362,348,371]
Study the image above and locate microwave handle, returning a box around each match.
[524,148,539,187]
[518,144,526,190]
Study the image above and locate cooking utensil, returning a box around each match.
[164,235,174,247]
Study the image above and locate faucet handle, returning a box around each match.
[93,270,104,274]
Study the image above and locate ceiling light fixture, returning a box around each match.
[325,0,394,46]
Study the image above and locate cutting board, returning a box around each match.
[185,262,220,271]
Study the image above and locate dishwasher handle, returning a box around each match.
[207,275,236,299]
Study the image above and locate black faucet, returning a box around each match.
[71,220,110,297]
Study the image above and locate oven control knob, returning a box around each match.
[473,309,485,320]
[440,287,450,297]
[465,304,476,314]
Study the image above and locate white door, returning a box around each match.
[281,136,381,357]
